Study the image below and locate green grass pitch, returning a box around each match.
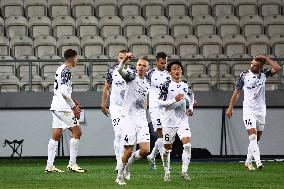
[0,159,283,189]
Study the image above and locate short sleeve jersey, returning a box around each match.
[236,69,272,113]
[50,64,73,111]
[106,65,136,107]
[159,80,194,127]
[121,72,150,116]
[147,68,171,108]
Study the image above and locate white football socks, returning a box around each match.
[127,150,142,167]
[47,139,58,167]
[182,143,191,173]
[69,138,80,166]
[162,149,171,173]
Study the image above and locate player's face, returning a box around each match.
[250,59,263,73]
[70,56,78,67]
[170,64,182,81]
[136,59,149,76]
[156,58,167,71]
[117,52,128,64]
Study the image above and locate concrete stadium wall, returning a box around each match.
[0,108,283,157]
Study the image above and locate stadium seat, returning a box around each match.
[164,0,188,18]
[169,16,193,37]
[104,35,127,58]
[72,55,88,76]
[20,74,44,92]
[24,0,47,18]
[264,15,284,37]
[72,75,91,92]
[175,34,199,57]
[0,56,15,76]
[258,0,282,17]
[223,34,247,57]
[10,36,33,58]
[52,16,76,38]
[0,36,10,56]
[71,0,94,18]
[34,35,57,58]
[246,34,270,57]
[122,16,146,38]
[270,34,284,57]
[199,35,223,57]
[128,35,151,57]
[141,0,164,17]
[99,16,122,38]
[211,0,234,17]
[216,15,240,38]
[93,73,107,91]
[5,16,28,38]
[206,54,231,77]
[81,35,104,58]
[1,0,24,18]
[152,35,175,55]
[212,73,235,91]
[15,55,39,77]
[240,15,264,37]
[167,54,181,60]
[43,74,55,91]
[57,35,80,57]
[0,75,20,92]
[40,54,62,78]
[88,54,110,77]
[48,0,70,18]
[28,16,52,38]
[189,73,212,91]
[188,0,210,17]
[230,53,252,77]
[118,0,141,17]
[193,15,216,37]
[145,16,169,38]
[76,16,99,38]
[182,54,206,76]
[95,0,118,18]
[234,0,258,17]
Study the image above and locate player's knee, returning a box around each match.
[183,143,191,151]
[249,134,257,141]
[163,148,172,154]
[140,148,150,157]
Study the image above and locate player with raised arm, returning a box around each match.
[45,49,86,173]
[226,55,281,170]
[146,52,170,170]
[158,60,194,182]
[115,54,151,185]
[101,50,135,172]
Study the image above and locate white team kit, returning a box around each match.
[50,64,78,129]
[236,69,272,131]
[119,71,151,146]
[106,65,136,131]
[158,80,194,144]
[147,68,171,131]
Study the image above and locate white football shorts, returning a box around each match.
[243,111,265,131]
[51,110,79,129]
[120,114,150,145]
[109,103,124,135]
[149,107,163,131]
[163,122,191,145]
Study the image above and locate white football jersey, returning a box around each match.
[121,72,150,116]
[50,64,73,111]
[147,68,171,108]
[236,69,272,114]
[106,65,136,107]
[159,80,194,128]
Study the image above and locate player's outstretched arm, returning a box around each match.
[259,55,281,75]
[226,89,241,119]
[117,52,133,79]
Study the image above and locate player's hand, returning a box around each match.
[187,109,193,116]
[175,93,184,102]
[72,105,81,119]
[101,106,110,117]
[254,55,267,63]
[123,52,134,63]
[193,100,197,107]
[226,107,233,119]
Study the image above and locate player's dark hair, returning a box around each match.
[64,49,77,59]
[156,52,167,60]
[167,60,183,72]
[119,49,128,54]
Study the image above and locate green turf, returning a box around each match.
[0,159,283,189]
